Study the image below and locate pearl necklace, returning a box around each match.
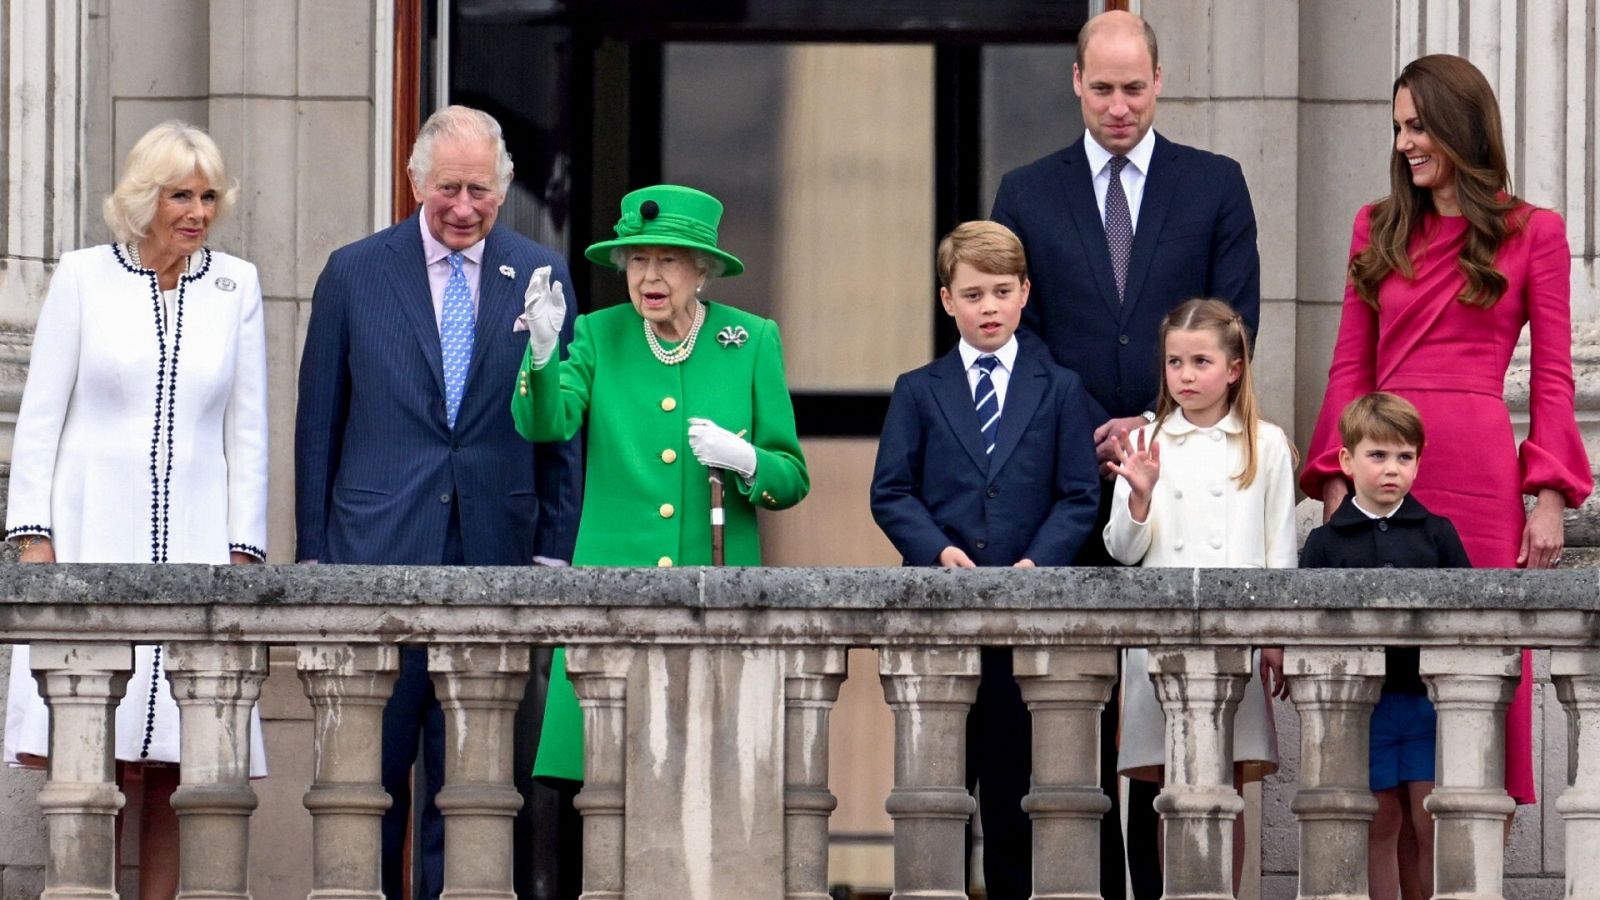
[127,243,189,276]
[644,300,706,366]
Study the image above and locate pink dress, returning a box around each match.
[1302,204,1592,805]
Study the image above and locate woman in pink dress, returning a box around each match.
[1302,49,1591,857]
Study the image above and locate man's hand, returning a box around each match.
[939,546,976,568]
[1094,415,1152,474]
[523,265,566,368]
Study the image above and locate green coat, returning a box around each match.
[513,300,809,779]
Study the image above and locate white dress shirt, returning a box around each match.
[957,335,1018,412]
[1083,127,1157,233]
[420,215,484,328]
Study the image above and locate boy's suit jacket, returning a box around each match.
[871,340,1101,566]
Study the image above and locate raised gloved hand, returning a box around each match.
[523,265,566,367]
[687,417,757,480]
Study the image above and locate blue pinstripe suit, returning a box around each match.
[294,214,582,900]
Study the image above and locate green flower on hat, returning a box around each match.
[585,184,745,278]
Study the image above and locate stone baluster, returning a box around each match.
[565,645,635,900]
[1420,647,1519,900]
[296,643,400,900]
[1013,648,1117,899]
[1285,648,1384,900]
[428,643,529,900]
[165,641,269,900]
[1551,650,1600,900]
[29,642,132,900]
[878,647,980,900]
[1148,646,1251,900]
[782,647,848,900]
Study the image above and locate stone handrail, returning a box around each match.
[2,565,1599,899]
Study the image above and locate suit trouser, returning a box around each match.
[380,502,463,900]
[969,648,1033,900]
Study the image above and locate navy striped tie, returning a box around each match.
[974,355,1000,456]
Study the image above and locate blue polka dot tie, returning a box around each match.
[1105,155,1133,302]
[441,252,474,428]
[974,355,1001,457]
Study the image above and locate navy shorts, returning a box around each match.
[1369,692,1436,792]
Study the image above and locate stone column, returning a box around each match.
[566,645,634,900]
[1552,650,1600,900]
[165,641,269,900]
[1285,647,1385,900]
[782,647,848,900]
[428,643,529,900]
[296,643,400,900]
[1013,648,1118,899]
[1420,647,1519,900]
[28,642,132,900]
[878,647,980,900]
[1148,646,1252,900]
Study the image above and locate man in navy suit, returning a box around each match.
[295,106,581,900]
[990,11,1260,898]
[871,221,1100,900]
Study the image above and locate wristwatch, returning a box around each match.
[1140,410,1157,423]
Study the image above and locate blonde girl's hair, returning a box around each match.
[1153,298,1272,489]
[103,121,238,244]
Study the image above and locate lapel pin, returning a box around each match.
[500,264,516,279]
[215,277,237,292]
[716,325,749,348]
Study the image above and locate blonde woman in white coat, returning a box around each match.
[4,121,268,898]
[1103,298,1295,892]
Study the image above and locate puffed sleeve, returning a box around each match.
[5,253,85,541]
[223,263,270,559]
[1261,425,1299,569]
[513,312,595,444]
[1102,424,1155,565]
[730,318,809,510]
[1300,207,1379,500]
[1517,209,1592,508]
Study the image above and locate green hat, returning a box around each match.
[584,184,745,278]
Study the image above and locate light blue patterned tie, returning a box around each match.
[441,252,474,428]
[974,355,1000,457]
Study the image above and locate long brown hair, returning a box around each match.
[1350,54,1520,310]
[1154,299,1268,488]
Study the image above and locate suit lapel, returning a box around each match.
[929,350,989,474]
[1061,139,1125,321]
[465,226,516,399]
[384,216,447,398]
[988,349,1045,474]
[1121,133,1176,325]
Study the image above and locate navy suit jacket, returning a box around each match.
[991,132,1260,419]
[294,215,582,564]
[871,342,1101,567]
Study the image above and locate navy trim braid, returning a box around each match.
[229,542,266,560]
[5,525,52,539]
[146,267,167,563]
[139,645,161,759]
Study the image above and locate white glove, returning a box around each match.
[523,265,566,368]
[687,417,757,480]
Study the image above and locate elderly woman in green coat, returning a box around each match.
[514,184,809,780]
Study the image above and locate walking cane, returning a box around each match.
[709,469,726,566]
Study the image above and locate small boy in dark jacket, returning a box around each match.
[1300,391,1469,900]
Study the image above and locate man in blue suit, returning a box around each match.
[295,105,581,900]
[990,11,1260,899]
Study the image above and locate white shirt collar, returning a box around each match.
[1158,407,1243,436]
[957,335,1018,373]
[1351,497,1402,520]
[1083,127,1157,178]
[419,215,486,267]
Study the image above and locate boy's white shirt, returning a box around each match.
[1102,408,1300,569]
[957,335,1018,412]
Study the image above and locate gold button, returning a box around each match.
[661,449,677,464]
[659,503,675,518]
[661,397,677,411]
[657,556,673,567]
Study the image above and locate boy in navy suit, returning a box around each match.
[871,220,1101,899]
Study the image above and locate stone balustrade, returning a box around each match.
[3,565,1600,899]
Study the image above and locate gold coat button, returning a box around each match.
[661,397,677,411]
[657,556,673,567]
[661,449,677,464]
[660,503,675,518]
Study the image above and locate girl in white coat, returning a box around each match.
[1103,298,1296,889]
